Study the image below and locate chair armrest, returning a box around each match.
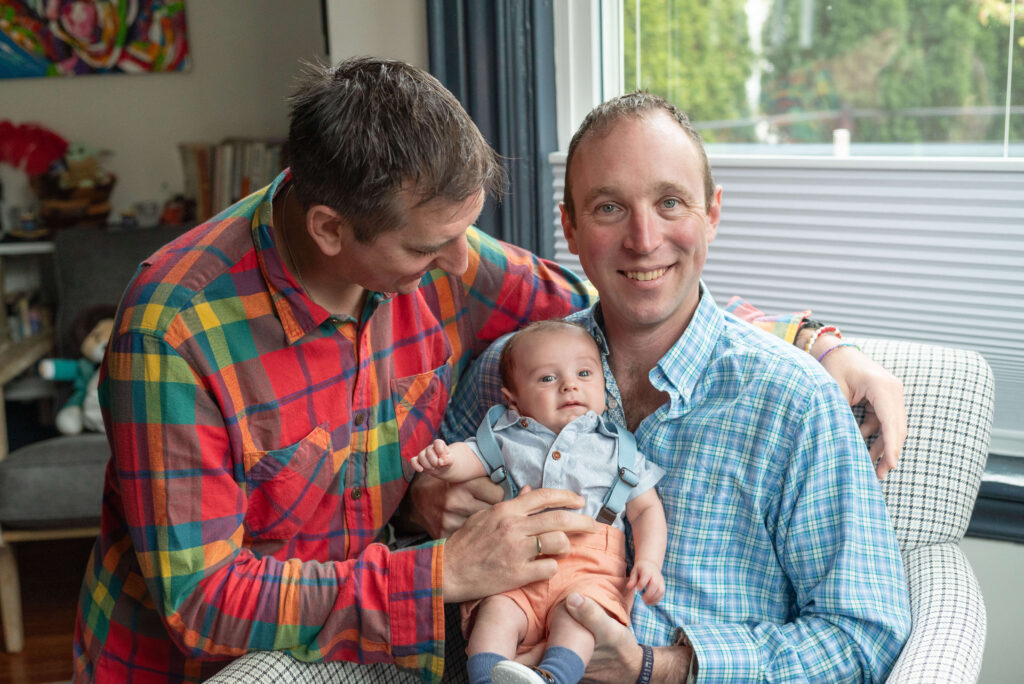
[852,337,993,548]
[204,651,298,683]
[887,543,985,683]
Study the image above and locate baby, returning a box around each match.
[411,319,667,684]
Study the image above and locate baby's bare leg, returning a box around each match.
[466,595,530,659]
[545,600,596,665]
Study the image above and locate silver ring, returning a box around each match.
[535,535,543,557]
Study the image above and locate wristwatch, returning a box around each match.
[798,317,826,333]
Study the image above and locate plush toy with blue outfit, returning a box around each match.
[38,315,114,435]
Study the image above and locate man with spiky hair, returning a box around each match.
[73,57,596,683]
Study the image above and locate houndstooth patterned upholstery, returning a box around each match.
[886,544,986,683]
[861,340,993,549]
[854,339,992,683]
[207,338,993,683]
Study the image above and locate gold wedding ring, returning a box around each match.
[535,535,543,557]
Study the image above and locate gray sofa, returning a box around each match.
[0,223,188,652]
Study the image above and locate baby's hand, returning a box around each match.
[410,439,453,477]
[627,560,665,606]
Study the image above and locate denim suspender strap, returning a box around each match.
[475,404,519,500]
[596,418,640,525]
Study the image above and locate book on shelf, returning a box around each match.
[4,291,52,343]
[178,138,286,221]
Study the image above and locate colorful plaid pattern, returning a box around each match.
[722,294,809,343]
[72,171,594,683]
[444,288,910,682]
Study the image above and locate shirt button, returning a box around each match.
[353,413,365,426]
[351,487,362,499]
[552,451,562,460]
[609,399,619,409]
[520,418,529,428]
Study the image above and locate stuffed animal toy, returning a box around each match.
[38,312,115,435]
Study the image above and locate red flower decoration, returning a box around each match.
[0,120,69,175]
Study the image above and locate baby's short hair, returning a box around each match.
[498,319,597,391]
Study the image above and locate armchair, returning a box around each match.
[205,337,995,683]
[0,224,187,652]
[857,337,992,683]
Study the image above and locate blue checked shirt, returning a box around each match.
[443,285,911,683]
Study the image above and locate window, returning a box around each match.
[616,0,1022,157]
[551,1,1024,457]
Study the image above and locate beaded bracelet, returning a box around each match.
[803,325,842,354]
[817,342,862,364]
[636,644,654,684]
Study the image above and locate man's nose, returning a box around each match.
[435,234,469,275]
[623,208,661,254]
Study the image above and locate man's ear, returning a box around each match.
[705,185,723,244]
[559,202,579,255]
[306,204,350,256]
[500,386,519,412]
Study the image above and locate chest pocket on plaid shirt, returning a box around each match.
[391,360,452,473]
[243,425,341,540]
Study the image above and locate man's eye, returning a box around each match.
[662,198,679,209]
[598,203,618,214]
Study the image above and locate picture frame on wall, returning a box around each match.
[0,0,191,79]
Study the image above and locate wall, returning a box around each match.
[960,537,1024,683]
[2,1,326,217]
[326,0,428,68]
[1,0,431,219]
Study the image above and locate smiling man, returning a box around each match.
[443,93,911,683]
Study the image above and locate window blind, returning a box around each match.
[549,153,1024,456]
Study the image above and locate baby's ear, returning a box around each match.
[500,386,518,411]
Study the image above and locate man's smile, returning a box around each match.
[623,267,669,282]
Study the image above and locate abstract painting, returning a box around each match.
[0,0,190,79]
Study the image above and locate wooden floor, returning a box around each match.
[0,537,94,684]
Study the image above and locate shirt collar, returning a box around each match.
[649,283,724,411]
[568,284,725,413]
[495,407,603,436]
[251,170,331,344]
[254,171,399,343]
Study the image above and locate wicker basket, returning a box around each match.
[32,173,116,229]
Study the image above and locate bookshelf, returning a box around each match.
[0,241,55,462]
[179,138,286,222]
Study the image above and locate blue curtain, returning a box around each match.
[426,0,557,258]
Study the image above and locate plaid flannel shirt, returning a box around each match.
[72,171,595,683]
[444,288,910,683]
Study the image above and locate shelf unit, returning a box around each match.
[0,241,55,462]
